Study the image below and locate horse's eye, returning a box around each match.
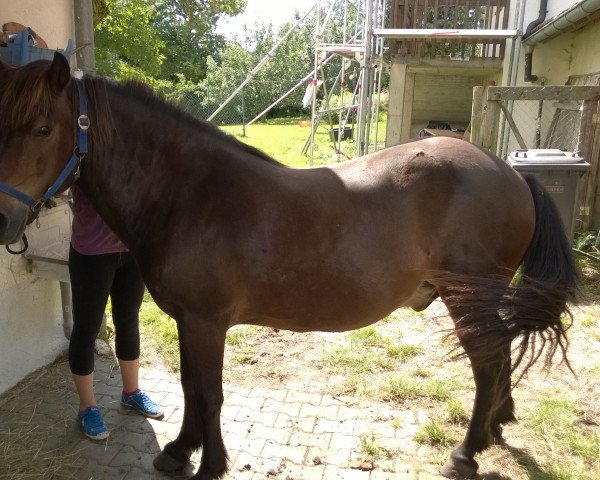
[37,126,51,137]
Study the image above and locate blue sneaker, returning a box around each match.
[77,406,109,440]
[121,389,164,419]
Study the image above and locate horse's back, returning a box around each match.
[332,137,535,275]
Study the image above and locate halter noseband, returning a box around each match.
[0,78,88,214]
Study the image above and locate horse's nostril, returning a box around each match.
[0,212,16,244]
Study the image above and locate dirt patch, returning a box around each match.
[3,293,597,479]
[216,297,600,479]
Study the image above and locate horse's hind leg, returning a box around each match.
[439,297,511,479]
[154,317,228,479]
[490,344,516,441]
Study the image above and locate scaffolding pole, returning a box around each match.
[208,1,319,122]
[211,0,385,164]
[246,53,337,127]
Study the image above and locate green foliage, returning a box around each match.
[414,420,454,447]
[391,416,404,430]
[138,292,180,370]
[194,41,254,120]
[385,375,453,402]
[386,343,422,361]
[195,20,319,123]
[574,231,597,252]
[152,0,245,83]
[321,346,375,374]
[95,0,165,77]
[95,0,245,84]
[347,326,385,347]
[359,431,388,459]
[93,1,388,125]
[446,399,469,424]
[225,326,246,346]
[579,314,597,327]
[521,393,600,478]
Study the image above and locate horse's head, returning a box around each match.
[0,52,75,244]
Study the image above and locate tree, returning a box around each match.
[95,0,164,78]
[153,0,246,83]
[94,0,246,82]
[192,2,379,123]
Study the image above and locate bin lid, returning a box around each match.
[508,149,584,164]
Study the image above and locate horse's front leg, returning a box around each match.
[440,300,509,479]
[154,316,228,479]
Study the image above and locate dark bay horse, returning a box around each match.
[0,53,580,479]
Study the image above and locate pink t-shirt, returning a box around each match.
[70,185,128,255]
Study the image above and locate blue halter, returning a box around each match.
[0,78,89,215]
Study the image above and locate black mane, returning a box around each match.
[82,75,283,167]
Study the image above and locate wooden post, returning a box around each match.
[470,86,484,145]
[386,61,407,146]
[482,83,500,154]
[400,72,415,141]
[497,101,527,149]
[583,101,600,229]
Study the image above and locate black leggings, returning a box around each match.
[68,246,145,376]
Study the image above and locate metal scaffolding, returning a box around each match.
[306,0,387,162]
[209,0,387,164]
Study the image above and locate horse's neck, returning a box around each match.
[81,90,206,254]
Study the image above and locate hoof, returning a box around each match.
[491,424,506,445]
[153,450,191,473]
[440,453,478,479]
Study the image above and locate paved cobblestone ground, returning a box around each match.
[0,353,448,480]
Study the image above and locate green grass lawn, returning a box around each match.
[220,116,388,167]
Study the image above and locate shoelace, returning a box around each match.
[132,390,156,410]
[83,408,105,430]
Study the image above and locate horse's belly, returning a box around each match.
[243,277,422,333]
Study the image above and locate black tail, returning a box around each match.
[442,174,582,373]
[508,173,581,372]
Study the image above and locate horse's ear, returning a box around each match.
[46,52,71,93]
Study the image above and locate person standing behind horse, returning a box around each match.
[68,184,164,440]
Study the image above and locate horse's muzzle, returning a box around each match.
[0,201,29,245]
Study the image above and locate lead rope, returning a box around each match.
[6,234,29,255]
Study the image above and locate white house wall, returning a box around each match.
[529,23,600,84]
[1,0,74,49]
[0,0,74,395]
[499,3,600,153]
[544,0,591,20]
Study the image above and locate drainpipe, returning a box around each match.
[523,0,548,82]
[73,0,96,74]
[60,0,94,340]
[524,0,549,37]
[525,0,600,44]
[522,0,600,81]
[523,45,538,82]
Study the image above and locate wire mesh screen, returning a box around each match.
[166,69,310,125]
[502,99,584,157]
[167,89,247,125]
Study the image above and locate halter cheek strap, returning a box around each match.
[0,78,89,214]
